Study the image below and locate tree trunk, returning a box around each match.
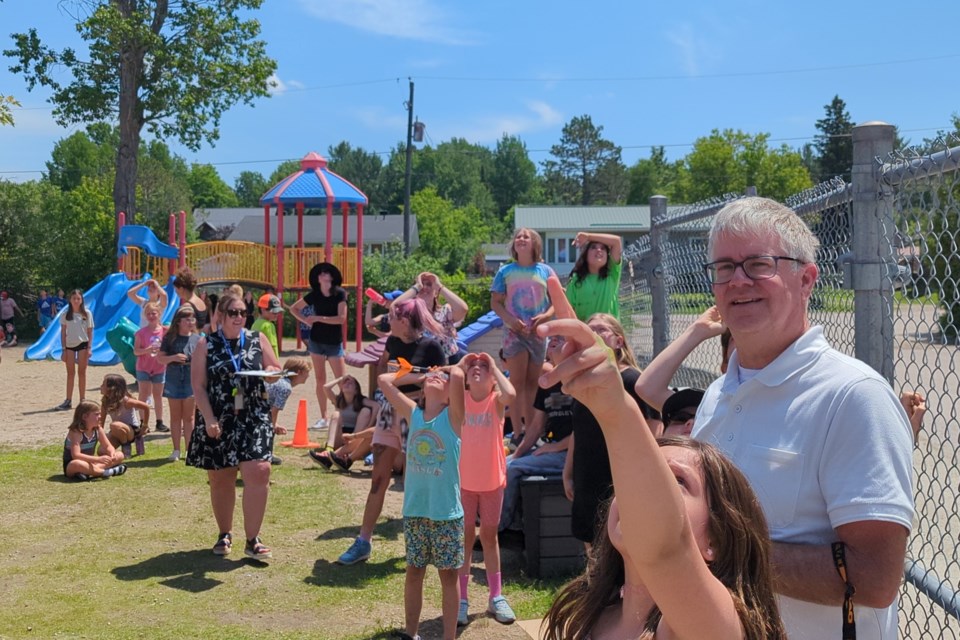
[112,0,148,225]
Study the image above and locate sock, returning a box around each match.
[358,533,371,543]
[488,571,502,599]
[459,574,469,600]
[103,466,117,478]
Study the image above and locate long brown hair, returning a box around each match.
[100,374,131,416]
[68,400,100,433]
[542,437,786,640]
[65,289,86,321]
[587,313,638,370]
[569,240,612,284]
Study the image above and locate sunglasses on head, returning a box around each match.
[224,308,245,318]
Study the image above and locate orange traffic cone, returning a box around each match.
[280,399,321,448]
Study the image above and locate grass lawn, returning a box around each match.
[0,442,563,640]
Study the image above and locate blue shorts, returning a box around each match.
[136,370,166,384]
[502,328,546,363]
[307,340,344,358]
[39,315,53,330]
[162,365,193,399]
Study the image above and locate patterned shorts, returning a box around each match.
[404,516,465,569]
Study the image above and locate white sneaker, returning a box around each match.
[168,450,181,462]
[311,418,328,430]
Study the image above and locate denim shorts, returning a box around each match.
[162,365,193,399]
[135,370,166,384]
[307,340,344,358]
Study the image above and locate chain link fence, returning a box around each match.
[621,124,960,636]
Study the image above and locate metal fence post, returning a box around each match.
[851,121,896,382]
[649,195,670,356]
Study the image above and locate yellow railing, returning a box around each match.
[166,242,360,289]
[120,247,170,283]
[283,246,358,288]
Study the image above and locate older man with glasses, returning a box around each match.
[692,197,913,640]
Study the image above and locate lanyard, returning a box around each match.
[832,541,856,639]
[219,329,245,375]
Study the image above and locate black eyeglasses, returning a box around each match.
[703,255,802,285]
[224,308,245,318]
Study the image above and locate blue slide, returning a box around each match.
[24,273,179,365]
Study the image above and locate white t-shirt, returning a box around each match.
[693,326,914,640]
[60,309,95,348]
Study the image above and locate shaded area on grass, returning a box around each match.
[306,556,406,589]
[316,517,403,542]
[112,550,254,592]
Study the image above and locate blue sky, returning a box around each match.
[2,0,960,187]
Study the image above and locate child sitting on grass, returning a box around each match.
[309,374,380,471]
[100,374,151,458]
[455,352,518,627]
[63,400,127,481]
[263,357,312,465]
[379,365,465,640]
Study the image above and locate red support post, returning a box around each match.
[277,203,285,353]
[117,211,126,273]
[178,210,186,269]
[355,203,365,351]
[325,201,334,262]
[297,202,304,287]
[341,201,350,348]
[168,213,176,280]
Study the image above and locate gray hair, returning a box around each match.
[707,197,820,264]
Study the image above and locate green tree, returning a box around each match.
[6,0,276,222]
[49,176,117,289]
[542,115,628,205]
[45,128,115,191]
[268,159,301,187]
[188,163,238,209]
[234,170,268,207]
[138,140,192,235]
[626,146,680,204]
[0,93,19,126]
[326,141,385,211]
[674,129,812,202]
[489,134,538,215]
[813,95,854,182]
[412,187,489,273]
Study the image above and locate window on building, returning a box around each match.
[547,236,577,263]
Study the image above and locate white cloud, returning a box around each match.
[665,23,702,76]
[298,0,479,46]
[430,100,564,143]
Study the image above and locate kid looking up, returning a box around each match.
[456,352,518,627]
[63,400,127,480]
[157,305,202,461]
[133,301,167,433]
[379,366,464,640]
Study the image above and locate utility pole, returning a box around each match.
[403,79,414,257]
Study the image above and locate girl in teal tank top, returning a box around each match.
[378,365,465,640]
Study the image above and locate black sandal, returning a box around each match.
[213,532,232,556]
[244,537,272,560]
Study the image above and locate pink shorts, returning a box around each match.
[461,487,504,528]
[371,422,403,450]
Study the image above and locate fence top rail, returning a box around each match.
[880,140,960,186]
[788,180,853,217]
[657,193,744,230]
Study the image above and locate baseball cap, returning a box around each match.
[258,294,283,313]
[662,388,705,424]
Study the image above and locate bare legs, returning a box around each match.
[206,460,271,542]
[505,349,543,438]
[359,444,399,540]
[138,381,164,424]
[168,397,195,454]
[405,566,459,640]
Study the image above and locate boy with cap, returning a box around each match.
[253,293,283,359]
[660,388,705,437]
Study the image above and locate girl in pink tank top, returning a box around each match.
[456,352,519,627]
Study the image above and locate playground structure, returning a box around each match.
[120,152,368,350]
[27,152,369,363]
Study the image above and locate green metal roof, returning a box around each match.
[515,205,652,230]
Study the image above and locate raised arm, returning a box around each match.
[377,372,417,423]
[634,306,725,411]
[574,231,623,263]
[323,375,346,405]
[126,281,147,306]
[539,277,743,640]
[447,367,465,438]
[434,275,468,324]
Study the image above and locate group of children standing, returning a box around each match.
[377,351,518,640]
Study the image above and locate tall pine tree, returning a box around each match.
[813,95,854,183]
